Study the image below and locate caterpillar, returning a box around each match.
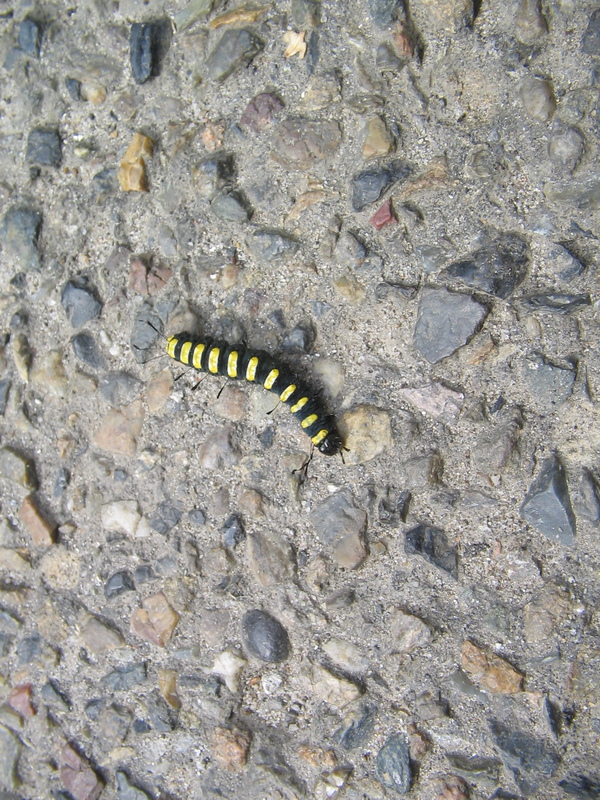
[165,332,344,456]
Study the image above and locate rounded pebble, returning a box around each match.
[242,609,291,663]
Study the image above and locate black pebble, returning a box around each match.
[222,514,245,549]
[61,277,102,327]
[351,160,410,211]
[26,128,62,168]
[105,570,135,598]
[405,523,458,578]
[130,20,170,84]
[72,332,105,370]
[242,609,291,663]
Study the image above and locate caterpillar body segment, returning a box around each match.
[166,333,344,456]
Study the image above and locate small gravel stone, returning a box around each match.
[61,278,102,327]
[370,198,397,229]
[247,228,299,261]
[519,76,556,122]
[272,117,342,170]
[523,293,591,313]
[211,726,252,770]
[281,321,315,353]
[247,529,296,586]
[362,116,394,160]
[242,609,290,663]
[19,495,55,546]
[211,192,250,222]
[376,733,411,794]
[376,41,405,70]
[338,404,392,464]
[322,638,369,674]
[198,426,240,468]
[414,287,488,363]
[515,0,547,43]
[292,0,321,27]
[26,127,62,167]
[0,378,10,415]
[211,648,247,692]
[207,28,263,81]
[0,446,37,489]
[146,688,178,731]
[131,591,179,646]
[101,663,147,691]
[430,774,470,800]
[489,719,559,792]
[19,16,42,54]
[193,153,235,198]
[367,0,403,27]
[461,641,523,694]
[31,351,68,398]
[60,743,104,800]
[72,332,105,369]
[521,456,576,545]
[405,524,458,577]
[93,401,144,457]
[118,132,154,192]
[116,770,152,800]
[99,372,142,407]
[398,382,464,424]
[390,609,432,653]
[101,500,148,537]
[559,774,600,798]
[582,8,600,56]
[82,616,125,653]
[150,501,182,534]
[308,663,363,708]
[310,491,368,569]
[65,76,81,100]
[441,233,529,298]
[548,127,585,170]
[222,513,245,549]
[0,724,23,790]
[8,684,35,718]
[1,205,42,272]
[521,354,575,408]
[351,160,410,211]
[334,703,377,749]
[241,92,285,132]
[130,20,170,83]
[105,570,135,598]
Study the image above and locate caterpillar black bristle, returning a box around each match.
[165,332,344,457]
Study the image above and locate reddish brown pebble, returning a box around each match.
[431,774,470,800]
[131,591,179,646]
[19,495,56,547]
[240,92,284,133]
[61,743,104,800]
[210,726,252,770]
[461,640,524,694]
[9,684,36,718]
[369,198,397,230]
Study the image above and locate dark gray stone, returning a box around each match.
[65,77,82,100]
[61,278,102,327]
[291,0,321,28]
[378,489,411,525]
[101,663,147,691]
[207,28,263,82]
[446,753,502,784]
[560,774,600,798]
[522,293,591,313]
[99,372,143,407]
[146,689,178,731]
[582,8,600,56]
[351,160,410,211]
[194,153,235,198]
[247,229,299,261]
[105,571,135,598]
[222,513,245,549]
[18,17,42,54]
[188,509,206,525]
[130,304,163,363]
[376,733,411,794]
[405,524,458,578]
[1,205,42,272]
[92,168,118,200]
[368,0,403,27]
[17,634,42,665]
[210,192,250,222]
[334,703,377,749]
[521,457,576,545]
[441,233,529,298]
[72,332,105,370]
[116,771,152,800]
[242,609,291,663]
[281,322,315,353]
[521,355,575,407]
[150,502,182,534]
[489,719,560,794]
[134,565,156,583]
[414,287,488,363]
[130,20,171,83]
[41,680,70,708]
[0,379,10,415]
[26,127,62,167]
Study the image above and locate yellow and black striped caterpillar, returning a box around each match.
[166,333,345,456]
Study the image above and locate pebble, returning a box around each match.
[65,77,82,100]
[548,127,585,171]
[310,491,368,569]
[0,724,23,789]
[72,332,105,370]
[146,688,178,731]
[460,641,523,694]
[0,446,37,489]
[118,132,154,192]
[30,351,68,399]
[376,733,411,794]
[82,616,125,653]
[99,372,142,407]
[472,412,522,475]
[241,92,284,132]
[405,524,458,578]
[1,204,42,272]
[211,192,250,222]
[322,638,369,674]
[247,529,296,586]
[211,649,247,693]
[39,546,80,589]
[105,570,135,598]
[515,0,547,43]
[60,743,104,800]
[308,663,363,708]
[351,160,410,211]
[282,322,315,353]
[146,368,172,413]
[193,153,235,198]
[210,725,252,770]
[292,0,321,28]
[19,495,55,546]
[522,292,591,314]
[338,405,392,464]
[101,500,149,537]
[489,719,559,793]
[559,775,600,798]
[362,116,394,160]
[101,663,147,692]
[130,591,180,646]
[370,198,397,230]
[398,382,464,424]
[149,501,182,534]
[12,332,32,380]
[61,278,102,327]
[242,609,291,663]
[367,0,403,27]
[300,72,341,111]
[0,547,31,572]
[520,456,576,545]
[271,117,342,170]
[414,287,489,363]
[129,258,173,296]
[390,608,432,654]
[0,378,10,415]
[519,76,556,122]
[247,228,299,261]
[26,127,62,167]
[18,16,42,55]
[116,771,151,800]
[173,0,213,30]
[376,42,405,71]
[334,703,377,749]
[93,400,145,457]
[582,7,600,56]
[130,21,166,84]
[430,774,469,800]
[445,753,501,788]
[8,684,35,718]
[207,28,263,82]
[521,355,575,408]
[441,233,529,299]
[222,513,245,549]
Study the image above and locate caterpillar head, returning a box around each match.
[318,430,344,457]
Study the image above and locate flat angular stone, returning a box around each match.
[377,733,411,794]
[582,8,600,56]
[339,405,392,465]
[241,92,285,132]
[19,16,42,54]
[211,726,252,771]
[351,160,410,210]
[523,293,591,313]
[521,457,576,545]
[26,128,62,167]
[461,641,523,694]
[72,332,105,370]
[414,287,488,363]
[130,20,170,83]
[242,609,290,662]
[1,205,42,272]
[272,117,342,170]
[61,743,104,800]
[61,278,102,327]
[310,491,368,568]
[247,228,299,261]
[520,76,556,121]
[131,591,179,646]
[521,355,575,408]
[211,192,250,222]
[405,524,458,577]
[0,447,37,489]
[489,720,559,792]
[19,495,55,546]
[441,233,529,298]
[207,28,263,81]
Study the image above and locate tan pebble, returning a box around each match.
[334,275,366,303]
[158,669,182,709]
[210,726,252,771]
[322,638,369,673]
[201,122,225,152]
[238,487,265,518]
[416,0,473,33]
[82,616,124,653]
[146,265,173,295]
[333,531,368,569]
[118,132,154,192]
[213,384,246,421]
[12,333,32,381]
[93,400,144,457]
[461,640,523,694]
[131,591,179,646]
[30,350,68,399]
[390,608,432,654]
[362,116,394,160]
[198,426,239,469]
[246,529,296,587]
[408,726,430,760]
[210,5,269,28]
[220,262,240,289]
[146,369,173,413]
[0,547,31,572]
[40,546,80,588]
[307,663,362,709]
[339,405,392,464]
[0,447,38,489]
[19,495,55,547]
[81,83,107,104]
